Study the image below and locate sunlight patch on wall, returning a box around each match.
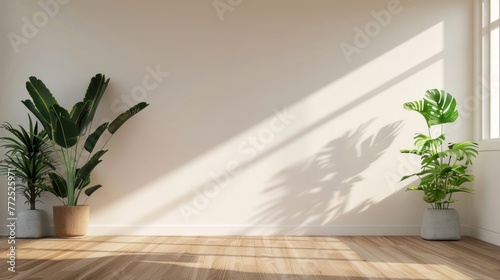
[90,22,448,229]
[246,22,447,225]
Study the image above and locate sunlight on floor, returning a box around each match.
[4,236,488,280]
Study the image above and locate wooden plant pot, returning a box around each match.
[53,205,90,238]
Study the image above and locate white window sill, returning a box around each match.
[478,139,500,152]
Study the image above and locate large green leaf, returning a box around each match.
[419,171,439,185]
[403,99,428,118]
[50,104,79,148]
[21,99,53,138]
[449,173,474,186]
[82,74,109,130]
[77,150,107,182]
[403,89,458,127]
[423,186,447,203]
[70,101,92,135]
[108,102,149,134]
[447,141,479,164]
[84,184,102,197]
[48,172,68,198]
[421,153,440,167]
[424,89,459,126]
[84,122,109,153]
[25,76,58,123]
[75,168,91,189]
[447,186,474,194]
[413,133,446,153]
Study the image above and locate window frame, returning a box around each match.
[474,0,500,151]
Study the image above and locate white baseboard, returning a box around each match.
[0,224,422,236]
[468,226,500,246]
[85,225,421,236]
[0,225,420,236]
[3,224,490,240]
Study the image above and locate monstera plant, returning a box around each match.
[22,73,148,237]
[400,89,478,240]
[400,89,478,208]
[23,73,148,206]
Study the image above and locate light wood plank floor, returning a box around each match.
[1,236,499,279]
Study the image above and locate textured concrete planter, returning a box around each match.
[53,205,90,238]
[421,208,461,241]
[16,210,49,238]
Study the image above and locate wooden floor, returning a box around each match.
[1,236,499,280]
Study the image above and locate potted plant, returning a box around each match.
[400,89,478,240]
[0,116,55,238]
[22,73,148,237]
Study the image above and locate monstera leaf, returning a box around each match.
[403,89,458,128]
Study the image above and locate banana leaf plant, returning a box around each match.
[400,89,478,209]
[0,116,56,210]
[22,73,148,206]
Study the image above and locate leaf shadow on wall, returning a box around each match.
[249,120,403,230]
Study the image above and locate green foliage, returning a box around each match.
[0,116,56,209]
[22,74,149,206]
[400,89,478,209]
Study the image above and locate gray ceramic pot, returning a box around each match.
[16,209,48,238]
[421,208,461,241]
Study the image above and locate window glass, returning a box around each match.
[482,0,500,139]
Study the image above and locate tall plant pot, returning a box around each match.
[53,205,90,238]
[17,209,49,238]
[421,208,461,241]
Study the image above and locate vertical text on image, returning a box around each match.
[6,168,17,273]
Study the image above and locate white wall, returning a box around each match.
[467,1,500,247]
[470,146,500,245]
[0,0,473,236]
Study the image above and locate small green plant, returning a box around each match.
[0,116,55,210]
[400,89,478,209]
[22,73,148,206]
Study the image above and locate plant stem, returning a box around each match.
[440,124,444,164]
[29,181,36,210]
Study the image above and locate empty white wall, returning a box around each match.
[470,147,500,245]
[0,0,473,236]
